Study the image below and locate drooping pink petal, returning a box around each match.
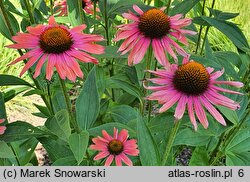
[20,54,41,77]
[46,54,57,80]
[174,95,188,120]
[152,39,169,67]
[193,97,208,129]
[212,81,244,88]
[159,93,181,113]
[187,97,197,130]
[102,130,113,141]
[113,127,118,139]
[200,96,226,126]
[48,16,57,25]
[104,155,114,166]
[0,126,7,135]
[119,153,133,166]
[34,54,47,78]
[94,151,110,160]
[0,119,5,123]
[115,155,122,166]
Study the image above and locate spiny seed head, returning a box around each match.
[173,62,210,95]
[39,27,73,54]
[138,8,170,39]
[108,139,124,155]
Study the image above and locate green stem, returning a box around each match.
[143,45,153,115]
[103,0,109,46]
[93,1,97,33]
[58,76,80,133]
[50,0,53,15]
[161,120,181,165]
[166,0,172,14]
[24,0,36,24]
[195,0,207,54]
[200,0,216,55]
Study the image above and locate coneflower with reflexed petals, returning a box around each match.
[90,128,139,166]
[145,59,243,130]
[114,5,196,67]
[0,119,6,135]
[7,16,104,82]
[54,0,99,17]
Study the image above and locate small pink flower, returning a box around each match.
[7,16,104,82]
[54,0,100,17]
[145,60,243,130]
[114,5,196,67]
[90,128,139,166]
[0,119,6,135]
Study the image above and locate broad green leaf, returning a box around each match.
[0,141,15,158]
[38,137,73,162]
[76,67,100,130]
[107,77,143,101]
[23,89,45,97]
[137,113,160,166]
[0,121,48,142]
[67,0,84,26]
[108,105,138,124]
[217,106,238,125]
[174,128,212,146]
[201,16,250,52]
[10,138,38,165]
[170,0,200,16]
[52,156,78,166]
[69,131,89,165]
[45,110,71,141]
[108,0,144,17]
[93,46,127,59]
[0,75,33,87]
[88,122,136,138]
[226,151,250,166]
[189,146,209,166]
[226,128,250,152]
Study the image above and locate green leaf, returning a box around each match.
[0,141,15,158]
[66,0,84,26]
[45,110,71,141]
[69,131,89,165]
[34,103,51,118]
[88,122,136,138]
[10,138,38,165]
[217,106,238,125]
[23,89,44,97]
[201,16,250,52]
[52,156,78,166]
[170,0,200,16]
[0,121,48,142]
[38,137,73,162]
[208,8,239,20]
[189,146,209,166]
[137,113,160,165]
[93,46,127,59]
[108,0,144,17]
[107,77,143,101]
[174,128,212,146]
[0,75,33,87]
[76,67,100,130]
[0,92,7,119]
[108,105,138,124]
[3,86,30,102]
[0,9,19,40]
[226,128,250,152]
[226,151,250,166]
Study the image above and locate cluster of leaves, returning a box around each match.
[0,0,249,166]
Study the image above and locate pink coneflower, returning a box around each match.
[145,60,243,130]
[0,119,6,135]
[114,5,196,67]
[90,128,139,166]
[54,0,99,17]
[7,16,104,82]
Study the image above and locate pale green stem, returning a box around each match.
[161,120,181,165]
[24,0,36,24]
[58,76,80,133]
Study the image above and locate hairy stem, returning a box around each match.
[58,76,80,133]
[161,120,181,165]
